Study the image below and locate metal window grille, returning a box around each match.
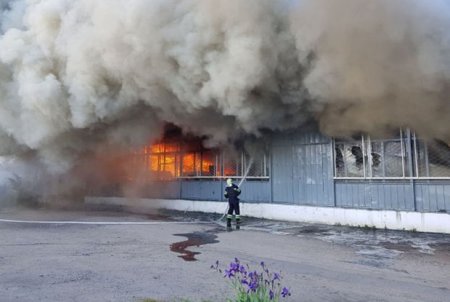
[414,137,450,178]
[335,140,364,178]
[132,140,270,180]
[222,153,242,177]
[244,152,269,178]
[334,130,450,179]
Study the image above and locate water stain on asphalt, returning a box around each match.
[165,210,450,263]
[170,228,221,261]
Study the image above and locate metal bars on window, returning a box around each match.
[133,141,270,180]
[186,150,269,180]
[334,130,450,179]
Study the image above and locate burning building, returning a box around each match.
[1,1,450,231]
[107,127,450,213]
[84,124,450,234]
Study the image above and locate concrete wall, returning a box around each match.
[85,197,450,234]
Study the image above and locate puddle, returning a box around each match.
[278,225,332,235]
[381,241,419,253]
[170,228,221,261]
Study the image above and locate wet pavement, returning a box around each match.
[170,229,221,261]
[0,205,449,302]
[164,210,450,267]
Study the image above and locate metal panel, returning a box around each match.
[415,182,450,212]
[294,143,334,206]
[272,145,295,203]
[272,131,334,206]
[180,180,270,203]
[271,130,331,146]
[238,181,271,203]
[180,180,222,201]
[144,181,180,199]
[335,181,415,210]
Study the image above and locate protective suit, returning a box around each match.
[224,178,241,230]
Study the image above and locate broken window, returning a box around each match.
[334,130,411,178]
[334,140,364,177]
[367,141,382,177]
[335,130,450,179]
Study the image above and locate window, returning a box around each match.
[223,153,242,177]
[335,140,364,177]
[179,140,220,177]
[147,142,180,179]
[222,152,269,178]
[200,151,220,177]
[244,153,269,178]
[415,138,450,178]
[131,139,270,180]
[334,130,450,179]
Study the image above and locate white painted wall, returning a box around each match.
[85,197,450,234]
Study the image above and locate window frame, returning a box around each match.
[333,130,450,180]
[133,140,270,181]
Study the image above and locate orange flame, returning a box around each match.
[137,141,226,179]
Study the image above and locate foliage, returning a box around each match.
[211,258,291,302]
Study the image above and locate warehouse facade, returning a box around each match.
[89,127,450,232]
[114,128,450,213]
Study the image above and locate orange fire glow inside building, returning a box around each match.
[137,141,239,179]
[143,142,179,179]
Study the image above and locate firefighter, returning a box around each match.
[224,178,241,230]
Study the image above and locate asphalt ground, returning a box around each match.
[0,205,449,302]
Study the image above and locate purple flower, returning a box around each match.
[269,289,274,300]
[213,258,291,300]
[224,269,234,278]
[248,280,259,292]
[239,265,246,274]
[229,262,240,272]
[281,287,291,297]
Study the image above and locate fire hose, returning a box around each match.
[217,157,254,222]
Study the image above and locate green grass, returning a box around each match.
[140,299,213,302]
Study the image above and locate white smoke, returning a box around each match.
[0,0,449,174]
[0,0,26,33]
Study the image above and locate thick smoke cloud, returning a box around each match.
[292,0,450,140]
[0,0,449,173]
